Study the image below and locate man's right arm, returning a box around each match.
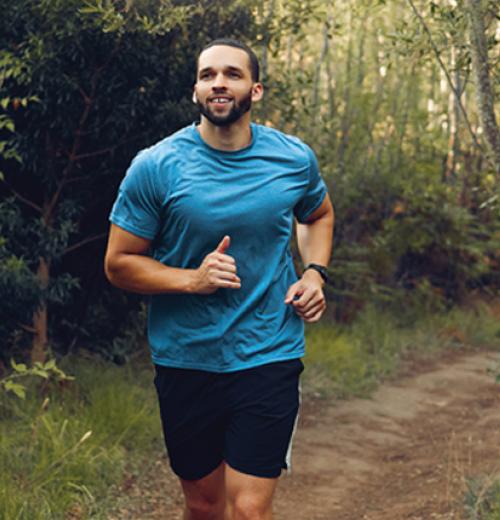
[104,224,240,295]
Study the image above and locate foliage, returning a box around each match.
[0,358,74,399]
[464,476,500,520]
[0,356,160,519]
[0,0,259,361]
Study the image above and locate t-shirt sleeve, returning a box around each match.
[109,151,162,240]
[293,145,328,223]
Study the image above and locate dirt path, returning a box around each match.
[110,349,500,520]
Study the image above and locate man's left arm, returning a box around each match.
[284,194,334,322]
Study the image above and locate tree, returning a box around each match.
[0,0,258,364]
[465,0,500,173]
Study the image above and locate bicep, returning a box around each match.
[299,193,334,224]
[105,224,152,261]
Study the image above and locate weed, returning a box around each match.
[464,476,500,520]
[0,356,161,519]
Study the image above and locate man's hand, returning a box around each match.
[284,269,326,323]
[192,235,241,295]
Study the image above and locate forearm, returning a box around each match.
[296,212,334,268]
[105,253,196,295]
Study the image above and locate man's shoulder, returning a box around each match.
[255,124,312,160]
[133,124,196,166]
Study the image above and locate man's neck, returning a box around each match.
[197,115,252,151]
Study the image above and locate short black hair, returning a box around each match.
[199,38,260,82]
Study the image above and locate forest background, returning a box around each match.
[0,0,499,518]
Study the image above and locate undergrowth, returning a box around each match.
[464,476,500,520]
[0,357,161,519]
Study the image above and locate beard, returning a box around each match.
[197,90,252,127]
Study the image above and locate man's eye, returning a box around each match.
[229,72,241,78]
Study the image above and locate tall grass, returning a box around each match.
[0,357,161,519]
[464,477,500,520]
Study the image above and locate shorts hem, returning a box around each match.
[170,458,224,482]
[225,459,282,479]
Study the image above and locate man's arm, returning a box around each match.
[284,194,334,322]
[104,224,241,295]
[296,194,334,269]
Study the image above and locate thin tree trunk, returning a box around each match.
[337,11,353,175]
[312,21,330,124]
[406,0,484,157]
[31,257,50,364]
[445,45,461,181]
[465,0,500,173]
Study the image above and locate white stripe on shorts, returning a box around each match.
[284,380,302,475]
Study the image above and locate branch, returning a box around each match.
[2,181,42,213]
[45,42,123,221]
[18,322,37,334]
[71,147,117,161]
[64,233,107,255]
[406,0,484,154]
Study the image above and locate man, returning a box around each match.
[105,38,334,520]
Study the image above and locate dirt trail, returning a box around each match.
[110,349,500,520]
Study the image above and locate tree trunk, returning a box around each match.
[445,45,461,181]
[337,11,353,176]
[31,257,50,364]
[465,0,500,173]
[312,21,330,124]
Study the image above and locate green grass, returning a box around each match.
[0,357,162,520]
[464,477,500,520]
[302,302,500,398]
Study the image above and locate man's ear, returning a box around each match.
[192,89,197,103]
[251,82,264,102]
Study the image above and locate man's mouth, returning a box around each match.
[209,97,233,105]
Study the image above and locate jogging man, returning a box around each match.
[105,38,334,520]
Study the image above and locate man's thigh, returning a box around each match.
[154,365,226,481]
[180,461,226,516]
[224,358,304,479]
[225,463,278,519]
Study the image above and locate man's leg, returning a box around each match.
[180,461,226,520]
[225,463,278,520]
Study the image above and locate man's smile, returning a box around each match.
[208,96,233,108]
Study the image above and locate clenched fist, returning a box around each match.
[192,235,241,295]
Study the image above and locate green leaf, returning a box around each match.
[31,368,49,379]
[4,381,26,399]
[11,359,27,373]
[44,359,56,370]
[0,98,9,109]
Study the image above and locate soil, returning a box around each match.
[108,348,500,520]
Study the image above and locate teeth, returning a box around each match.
[212,98,230,103]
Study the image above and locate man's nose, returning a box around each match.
[212,72,227,89]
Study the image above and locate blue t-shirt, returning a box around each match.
[110,122,327,372]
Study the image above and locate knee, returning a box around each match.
[232,495,270,520]
[185,496,224,520]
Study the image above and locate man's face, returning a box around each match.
[194,45,262,127]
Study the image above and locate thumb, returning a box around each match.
[216,235,230,253]
[284,282,301,304]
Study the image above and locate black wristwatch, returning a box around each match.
[303,263,329,283]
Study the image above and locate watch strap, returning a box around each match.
[304,263,328,283]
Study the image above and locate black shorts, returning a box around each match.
[153,358,304,481]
